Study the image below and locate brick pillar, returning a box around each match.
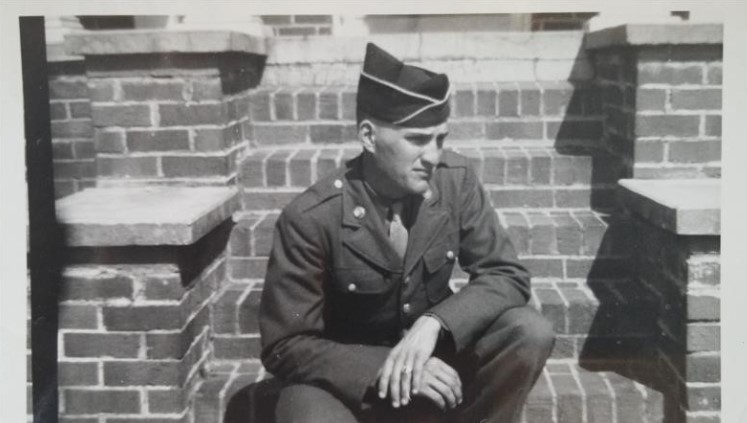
[56,187,239,421]
[620,179,720,422]
[64,30,267,187]
[587,23,722,180]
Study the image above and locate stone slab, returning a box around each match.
[586,24,723,50]
[618,179,720,235]
[56,187,239,246]
[65,30,267,56]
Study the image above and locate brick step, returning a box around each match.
[195,359,664,423]
[228,209,631,264]
[209,278,655,363]
[239,144,620,190]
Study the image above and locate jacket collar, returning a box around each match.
[341,155,449,275]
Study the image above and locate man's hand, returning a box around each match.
[377,315,442,408]
[412,357,463,411]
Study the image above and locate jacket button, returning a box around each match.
[353,206,366,219]
[404,276,411,284]
[402,303,411,314]
[334,179,343,189]
[348,283,357,292]
[446,250,455,260]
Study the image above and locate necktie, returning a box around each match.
[388,200,408,259]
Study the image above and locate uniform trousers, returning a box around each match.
[275,306,555,423]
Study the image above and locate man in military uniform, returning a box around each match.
[259,43,555,423]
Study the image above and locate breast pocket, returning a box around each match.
[422,241,458,303]
[326,267,397,322]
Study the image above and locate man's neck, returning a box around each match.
[360,152,407,201]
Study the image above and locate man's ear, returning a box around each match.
[359,119,376,153]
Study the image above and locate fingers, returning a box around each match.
[419,385,447,411]
[430,377,459,409]
[377,356,394,399]
[427,358,463,407]
[400,355,414,407]
[411,351,427,395]
[389,351,407,408]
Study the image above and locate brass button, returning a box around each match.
[334,179,343,189]
[404,276,411,284]
[353,206,366,219]
[402,303,411,314]
[446,250,455,260]
[348,283,357,292]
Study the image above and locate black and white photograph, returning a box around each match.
[1,2,745,423]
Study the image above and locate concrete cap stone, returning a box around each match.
[65,30,267,56]
[585,23,723,50]
[56,187,239,246]
[618,178,720,235]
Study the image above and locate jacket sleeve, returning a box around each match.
[427,165,531,352]
[259,206,390,409]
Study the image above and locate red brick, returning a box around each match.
[448,121,484,140]
[454,87,475,117]
[278,26,317,36]
[687,384,720,411]
[543,86,573,116]
[192,79,223,101]
[555,188,592,208]
[636,89,667,111]
[289,149,315,186]
[635,140,665,163]
[606,373,646,423]
[295,15,332,24]
[705,115,721,137]
[162,155,232,178]
[529,149,551,184]
[319,88,339,120]
[143,274,183,301]
[238,291,262,334]
[671,89,722,111]
[73,139,95,159]
[226,96,249,122]
[92,104,151,127]
[104,360,183,387]
[547,120,602,142]
[126,129,190,152]
[578,370,614,423]
[240,150,271,187]
[523,373,553,422]
[266,150,291,186]
[194,128,224,151]
[97,156,159,178]
[527,212,556,255]
[491,188,554,208]
[249,88,273,121]
[551,335,576,358]
[317,148,340,179]
[687,323,720,352]
[241,191,299,212]
[274,89,295,121]
[95,129,126,153]
[310,124,350,143]
[574,210,607,256]
[501,211,529,255]
[63,389,141,414]
[122,81,184,101]
[159,103,226,126]
[296,89,317,120]
[706,65,722,85]
[64,333,141,358]
[69,101,92,118]
[481,148,505,184]
[213,336,261,359]
[53,140,75,159]
[262,15,292,25]
[230,218,258,258]
[635,115,699,139]
[103,305,183,331]
[53,160,95,180]
[669,141,721,164]
[567,257,628,280]
[535,288,566,333]
[486,121,542,140]
[551,211,582,255]
[552,374,584,422]
[457,148,482,176]
[504,149,529,185]
[687,292,720,321]
[213,287,244,334]
[61,271,134,301]
[520,88,541,116]
[253,124,308,145]
[686,354,720,383]
[253,214,278,256]
[148,388,188,414]
[49,79,88,99]
[59,304,99,329]
[50,102,68,120]
[522,257,564,278]
[638,64,703,85]
[229,257,269,280]
[51,120,94,139]
[88,79,116,102]
[563,288,597,334]
[476,85,497,116]
[58,361,99,386]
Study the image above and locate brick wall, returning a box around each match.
[593,43,722,179]
[261,15,333,37]
[634,219,720,422]
[531,13,597,31]
[48,60,96,198]
[84,53,257,187]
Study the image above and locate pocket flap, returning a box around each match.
[331,268,393,294]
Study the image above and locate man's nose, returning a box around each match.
[420,138,442,166]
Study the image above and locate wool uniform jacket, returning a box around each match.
[259,150,531,410]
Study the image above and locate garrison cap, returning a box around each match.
[357,43,451,128]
